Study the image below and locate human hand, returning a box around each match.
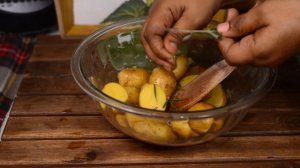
[141,0,222,71]
[218,0,300,67]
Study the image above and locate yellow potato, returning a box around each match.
[211,118,225,132]
[171,120,198,139]
[188,102,215,134]
[204,84,227,108]
[179,75,198,87]
[149,67,177,98]
[139,84,167,111]
[125,113,146,128]
[173,55,189,80]
[115,114,128,128]
[124,86,140,105]
[101,82,128,109]
[132,119,176,143]
[118,68,150,88]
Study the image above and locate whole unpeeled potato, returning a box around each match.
[118,68,150,88]
[118,68,150,105]
[149,67,177,98]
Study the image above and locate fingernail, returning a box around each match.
[217,22,230,33]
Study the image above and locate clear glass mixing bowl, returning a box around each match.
[71,17,277,146]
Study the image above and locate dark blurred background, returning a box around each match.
[0,0,57,35]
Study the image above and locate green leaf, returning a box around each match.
[102,0,150,24]
[97,29,156,71]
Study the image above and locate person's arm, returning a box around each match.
[218,0,300,66]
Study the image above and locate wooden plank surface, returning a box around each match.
[1,161,300,168]
[11,95,98,116]
[4,108,300,140]
[0,136,299,166]
[18,76,84,95]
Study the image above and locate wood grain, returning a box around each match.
[0,136,299,166]
[3,116,125,140]
[25,61,71,77]
[18,76,83,95]
[4,109,300,140]
[30,45,77,62]
[11,95,98,116]
[1,161,299,168]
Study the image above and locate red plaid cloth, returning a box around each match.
[0,34,35,139]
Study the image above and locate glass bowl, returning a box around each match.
[71,17,277,146]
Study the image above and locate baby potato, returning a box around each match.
[132,119,176,143]
[204,84,227,108]
[171,120,198,139]
[115,114,128,128]
[118,68,150,88]
[101,82,128,110]
[211,118,225,132]
[126,113,146,128]
[139,84,167,111]
[173,55,189,80]
[149,67,177,98]
[102,82,128,102]
[188,102,215,134]
[124,86,140,105]
[179,75,198,87]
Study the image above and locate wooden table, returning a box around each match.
[0,35,299,167]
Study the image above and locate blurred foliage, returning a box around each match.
[102,0,151,24]
[97,29,156,71]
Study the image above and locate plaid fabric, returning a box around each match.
[0,34,35,139]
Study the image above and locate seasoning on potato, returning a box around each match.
[139,84,167,111]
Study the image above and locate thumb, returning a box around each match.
[217,7,264,38]
[164,14,212,55]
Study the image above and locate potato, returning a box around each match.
[188,102,215,134]
[115,114,128,128]
[132,119,176,143]
[101,82,128,110]
[126,113,146,128]
[118,68,150,88]
[179,75,198,87]
[149,67,177,98]
[139,84,167,111]
[204,84,227,108]
[171,120,198,139]
[211,118,225,132]
[173,55,189,80]
[124,86,140,105]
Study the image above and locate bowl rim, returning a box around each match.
[71,17,277,119]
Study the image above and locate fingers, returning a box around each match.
[218,7,264,38]
[164,12,213,55]
[217,6,269,66]
[141,8,176,70]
